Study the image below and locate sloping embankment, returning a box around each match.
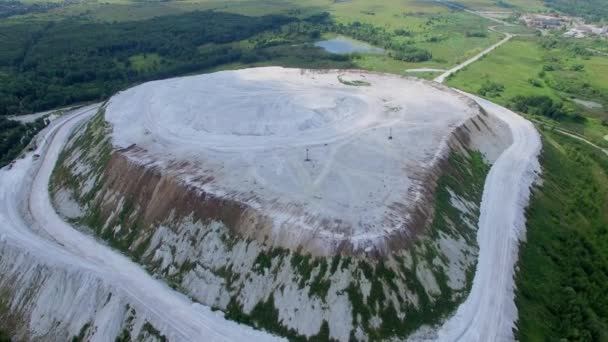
[46,94,512,341]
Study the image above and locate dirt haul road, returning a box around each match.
[407,94,541,342]
[0,105,283,341]
[438,94,541,341]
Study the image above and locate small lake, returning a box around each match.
[315,36,384,54]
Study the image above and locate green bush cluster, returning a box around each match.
[478,81,505,97]
[509,95,569,120]
[0,116,47,167]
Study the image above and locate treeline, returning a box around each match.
[0,11,295,115]
[0,0,59,18]
[545,0,608,22]
[509,95,570,120]
[0,116,47,167]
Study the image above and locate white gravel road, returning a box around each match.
[435,94,541,341]
[408,94,541,342]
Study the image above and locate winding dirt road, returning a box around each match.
[427,5,544,338]
[433,94,541,341]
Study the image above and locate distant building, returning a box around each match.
[522,14,567,29]
[564,24,608,38]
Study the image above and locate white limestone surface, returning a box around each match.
[105,67,482,254]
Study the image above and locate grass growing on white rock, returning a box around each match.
[49,107,491,340]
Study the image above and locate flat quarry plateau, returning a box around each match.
[104,67,496,256]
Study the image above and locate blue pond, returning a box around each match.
[315,36,384,54]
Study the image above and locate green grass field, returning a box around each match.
[491,24,539,35]
[447,36,608,147]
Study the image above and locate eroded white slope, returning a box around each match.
[105,67,483,254]
[410,94,541,341]
[0,105,283,341]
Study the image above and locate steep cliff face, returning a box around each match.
[0,239,168,342]
[49,100,511,340]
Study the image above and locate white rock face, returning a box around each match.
[105,67,482,255]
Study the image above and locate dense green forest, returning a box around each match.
[516,131,608,341]
[509,95,572,121]
[545,0,608,22]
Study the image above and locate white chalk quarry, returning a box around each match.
[0,67,541,342]
[105,67,485,254]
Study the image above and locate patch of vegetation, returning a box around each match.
[291,253,317,288]
[141,322,167,342]
[253,251,274,274]
[509,95,569,120]
[308,261,330,300]
[447,36,608,147]
[465,30,488,38]
[114,329,131,342]
[0,330,10,342]
[343,281,369,326]
[308,277,331,300]
[337,76,371,86]
[253,248,289,275]
[431,151,489,242]
[225,295,334,342]
[0,116,47,167]
[515,132,608,341]
[390,45,433,62]
[329,255,340,274]
[478,80,505,97]
[70,323,90,342]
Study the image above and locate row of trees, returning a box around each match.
[545,0,608,22]
[509,95,569,120]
